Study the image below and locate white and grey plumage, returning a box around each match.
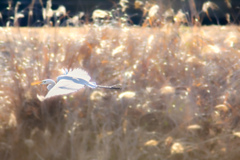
[31,68,121,99]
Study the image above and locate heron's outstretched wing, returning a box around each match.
[45,78,85,99]
[66,68,91,81]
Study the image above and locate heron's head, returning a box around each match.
[31,79,56,85]
[42,79,50,84]
[31,79,56,91]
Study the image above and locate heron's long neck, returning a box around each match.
[47,80,56,90]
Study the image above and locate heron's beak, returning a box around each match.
[31,81,42,86]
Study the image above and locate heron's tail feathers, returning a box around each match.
[87,82,98,88]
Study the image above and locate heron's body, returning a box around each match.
[31,68,121,99]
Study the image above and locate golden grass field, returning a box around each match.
[1,25,240,160]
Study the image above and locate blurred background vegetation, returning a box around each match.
[1,0,240,160]
[0,0,240,26]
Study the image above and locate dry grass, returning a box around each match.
[1,24,240,160]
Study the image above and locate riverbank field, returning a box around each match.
[1,25,240,160]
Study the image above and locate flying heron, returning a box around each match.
[31,68,121,99]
